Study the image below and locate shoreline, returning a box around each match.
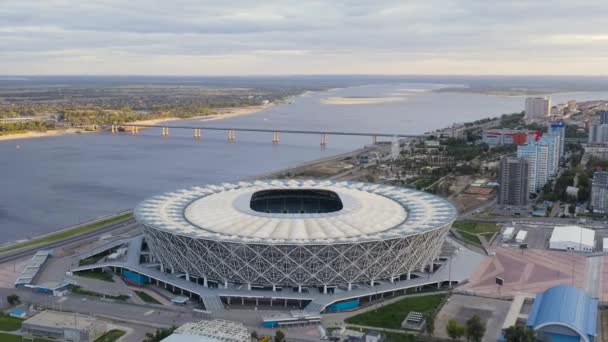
[0,103,274,143]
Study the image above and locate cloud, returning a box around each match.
[1,0,608,75]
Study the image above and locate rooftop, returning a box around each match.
[162,320,249,342]
[23,311,101,331]
[527,285,597,339]
[550,226,595,246]
[135,180,457,244]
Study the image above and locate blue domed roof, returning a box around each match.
[527,285,597,341]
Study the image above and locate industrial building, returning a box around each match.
[591,171,608,214]
[525,97,551,120]
[527,285,597,342]
[498,157,529,206]
[162,320,249,342]
[136,180,456,292]
[22,311,107,342]
[549,226,595,252]
[482,129,540,146]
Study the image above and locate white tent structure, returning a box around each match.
[549,226,595,252]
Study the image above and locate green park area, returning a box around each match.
[135,290,161,304]
[75,269,115,282]
[0,212,132,254]
[94,329,126,342]
[68,285,130,301]
[451,221,500,245]
[0,332,53,342]
[345,293,446,330]
[0,314,23,331]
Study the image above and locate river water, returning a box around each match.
[2,83,608,242]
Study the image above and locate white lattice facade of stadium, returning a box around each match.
[135,180,456,291]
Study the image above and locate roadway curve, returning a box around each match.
[0,219,137,264]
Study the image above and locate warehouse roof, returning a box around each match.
[550,226,595,246]
[135,180,457,244]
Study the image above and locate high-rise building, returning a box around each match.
[591,171,608,214]
[600,110,608,125]
[517,136,558,193]
[548,122,566,158]
[498,157,529,206]
[525,97,551,120]
[588,123,608,144]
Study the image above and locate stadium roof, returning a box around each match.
[527,285,597,340]
[549,226,595,247]
[135,180,457,244]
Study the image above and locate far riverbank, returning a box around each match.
[0,103,274,143]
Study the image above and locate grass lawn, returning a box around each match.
[94,329,126,342]
[0,212,132,254]
[452,221,500,245]
[0,314,23,331]
[68,285,129,301]
[0,332,53,342]
[75,270,114,282]
[135,290,161,304]
[345,294,446,330]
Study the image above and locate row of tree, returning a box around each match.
[0,120,55,134]
[445,315,485,342]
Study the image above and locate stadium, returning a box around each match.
[135,179,457,293]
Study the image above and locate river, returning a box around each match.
[2,83,608,243]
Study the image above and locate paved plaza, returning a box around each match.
[461,246,589,298]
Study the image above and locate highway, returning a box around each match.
[0,218,138,264]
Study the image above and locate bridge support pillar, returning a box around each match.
[272,131,280,144]
[111,125,117,134]
[161,127,169,136]
[348,283,352,291]
[194,128,201,139]
[298,285,302,293]
[323,285,327,294]
[320,133,327,147]
[228,129,236,142]
[186,273,190,281]
[224,280,228,289]
[203,277,208,288]
[373,135,377,144]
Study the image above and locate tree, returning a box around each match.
[275,330,285,342]
[6,294,20,306]
[465,315,486,342]
[503,326,539,342]
[424,313,435,336]
[251,331,259,341]
[446,320,465,341]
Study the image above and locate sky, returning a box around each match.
[1,0,608,76]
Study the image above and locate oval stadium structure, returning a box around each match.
[135,180,457,292]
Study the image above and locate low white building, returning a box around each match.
[515,230,527,243]
[502,227,515,242]
[162,320,249,342]
[549,226,595,252]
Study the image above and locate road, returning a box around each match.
[0,218,137,265]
